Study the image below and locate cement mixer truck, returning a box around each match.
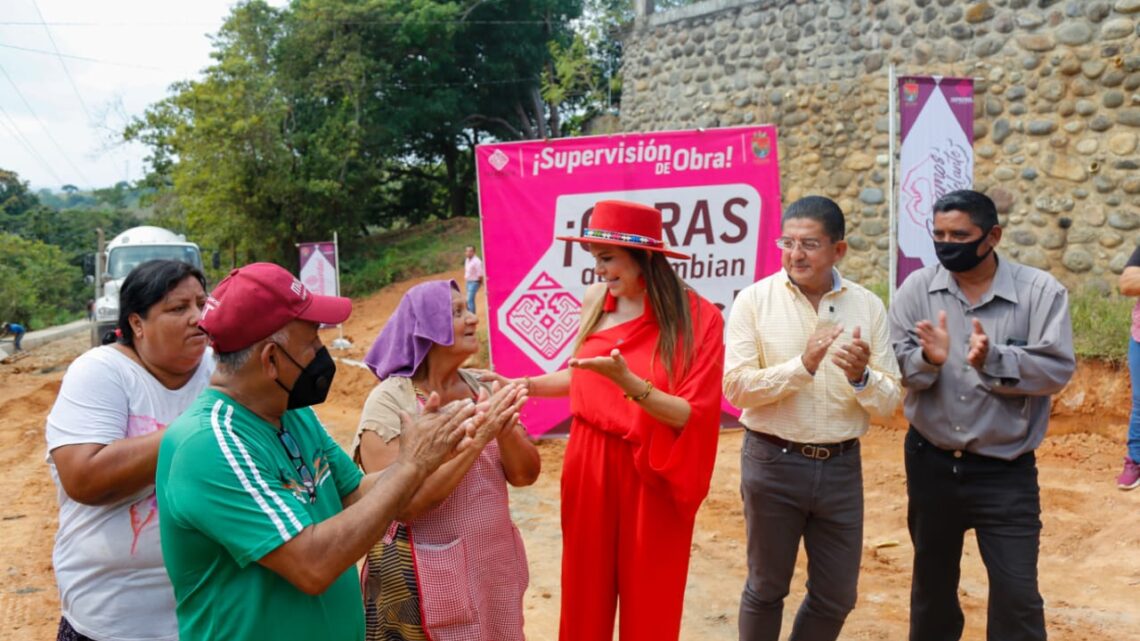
[90,226,203,346]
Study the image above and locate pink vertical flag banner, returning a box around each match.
[299,242,339,328]
[299,242,338,296]
[896,76,975,287]
[476,126,783,438]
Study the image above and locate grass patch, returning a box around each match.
[866,281,889,308]
[1069,287,1132,362]
[340,218,480,298]
[863,281,1131,362]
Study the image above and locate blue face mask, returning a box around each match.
[934,232,993,273]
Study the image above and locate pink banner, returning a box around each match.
[298,242,338,296]
[896,76,974,287]
[476,126,783,437]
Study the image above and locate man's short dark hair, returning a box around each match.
[933,190,999,231]
[781,196,845,242]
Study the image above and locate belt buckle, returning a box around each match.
[801,444,831,460]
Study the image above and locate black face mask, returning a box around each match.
[273,344,336,409]
[934,232,993,273]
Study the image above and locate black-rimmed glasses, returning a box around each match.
[278,428,317,504]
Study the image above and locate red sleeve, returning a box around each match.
[632,294,725,520]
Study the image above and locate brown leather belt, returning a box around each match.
[752,431,859,461]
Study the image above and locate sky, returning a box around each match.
[0,0,286,191]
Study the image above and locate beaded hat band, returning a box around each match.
[582,228,665,248]
[557,200,691,260]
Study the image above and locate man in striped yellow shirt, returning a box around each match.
[724,196,901,641]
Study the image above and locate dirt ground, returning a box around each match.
[1,268,1137,640]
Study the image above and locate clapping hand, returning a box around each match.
[473,382,528,442]
[802,324,844,375]
[914,310,950,366]
[396,392,478,475]
[831,326,870,383]
[967,318,989,369]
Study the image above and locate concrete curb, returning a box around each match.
[0,319,90,361]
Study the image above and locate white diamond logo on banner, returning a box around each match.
[488,149,510,172]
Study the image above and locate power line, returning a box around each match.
[0,102,65,186]
[29,0,93,124]
[0,18,565,26]
[0,42,164,71]
[0,62,93,188]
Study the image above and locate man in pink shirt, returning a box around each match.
[464,245,484,314]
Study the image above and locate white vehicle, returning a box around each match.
[91,226,203,346]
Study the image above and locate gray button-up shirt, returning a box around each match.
[888,256,1076,460]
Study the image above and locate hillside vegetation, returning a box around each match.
[341,217,480,298]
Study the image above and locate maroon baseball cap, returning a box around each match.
[199,262,352,353]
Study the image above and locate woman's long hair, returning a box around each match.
[574,248,695,385]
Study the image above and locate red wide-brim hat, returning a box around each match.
[556,200,690,260]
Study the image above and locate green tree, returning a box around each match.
[0,232,84,326]
[0,170,41,218]
[127,0,590,262]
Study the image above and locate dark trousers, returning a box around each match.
[738,431,863,641]
[905,427,1046,641]
[57,617,96,641]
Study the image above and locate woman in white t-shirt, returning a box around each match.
[46,259,214,641]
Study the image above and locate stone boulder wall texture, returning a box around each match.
[621,0,1140,291]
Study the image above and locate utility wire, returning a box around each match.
[0,102,65,186]
[0,18,566,26]
[0,62,93,188]
[29,0,93,124]
[0,42,163,70]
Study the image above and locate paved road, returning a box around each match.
[0,319,90,360]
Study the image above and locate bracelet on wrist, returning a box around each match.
[624,379,653,402]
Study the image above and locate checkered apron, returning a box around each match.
[363,439,529,641]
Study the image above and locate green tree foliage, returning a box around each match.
[126,0,586,264]
[0,232,84,326]
[0,170,40,217]
[1,170,139,260]
[0,168,140,325]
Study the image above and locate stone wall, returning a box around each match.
[620,0,1140,291]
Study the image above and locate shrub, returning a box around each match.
[340,218,480,298]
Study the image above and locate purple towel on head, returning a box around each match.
[364,280,459,380]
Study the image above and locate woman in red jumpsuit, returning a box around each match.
[482,200,724,641]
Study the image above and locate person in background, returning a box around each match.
[46,259,213,641]
[1116,243,1140,490]
[889,189,1075,641]
[2,321,26,351]
[156,262,478,641]
[352,279,537,641]
[464,245,484,314]
[480,200,725,641]
[724,196,902,641]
